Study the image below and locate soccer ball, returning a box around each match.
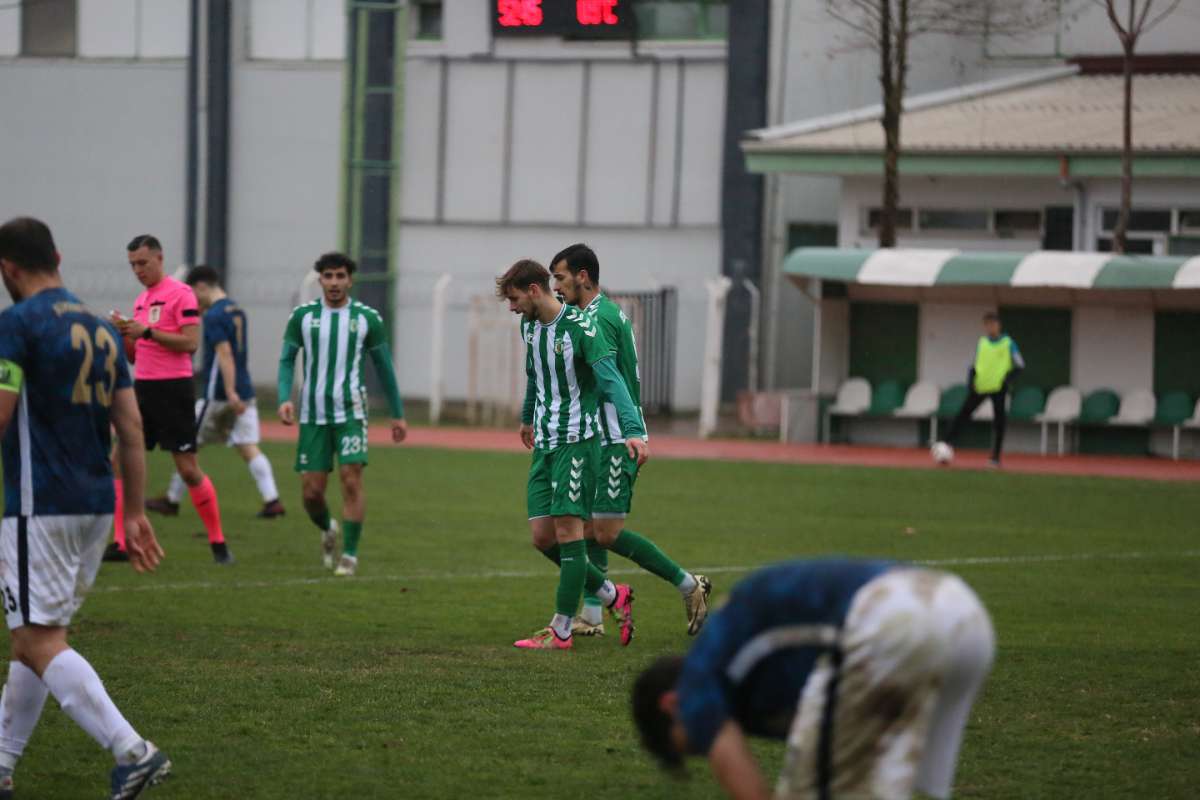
[931,441,954,465]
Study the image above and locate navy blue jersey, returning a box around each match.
[0,288,132,517]
[200,298,254,402]
[677,558,895,755]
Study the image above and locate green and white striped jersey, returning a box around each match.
[283,299,387,425]
[522,304,615,451]
[584,293,647,446]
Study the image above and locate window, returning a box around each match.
[994,210,1042,233]
[866,208,914,231]
[1097,238,1156,254]
[22,0,77,57]
[1178,210,1200,234]
[633,0,728,40]
[411,0,442,40]
[1101,208,1171,232]
[918,209,989,231]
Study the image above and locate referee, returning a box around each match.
[111,235,232,564]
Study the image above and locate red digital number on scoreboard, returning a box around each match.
[576,0,619,25]
[497,0,544,28]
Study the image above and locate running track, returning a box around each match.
[260,422,1200,483]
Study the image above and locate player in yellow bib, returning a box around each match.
[934,311,1024,467]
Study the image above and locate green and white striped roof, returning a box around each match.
[784,248,1200,290]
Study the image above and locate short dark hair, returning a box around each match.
[495,259,551,299]
[185,264,222,288]
[983,311,1000,323]
[0,217,58,274]
[126,234,162,253]
[550,243,600,285]
[631,655,686,769]
[314,251,356,275]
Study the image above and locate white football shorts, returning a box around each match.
[775,568,996,800]
[194,398,261,447]
[0,514,112,629]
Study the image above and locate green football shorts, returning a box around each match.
[295,420,369,473]
[527,438,600,520]
[592,442,639,518]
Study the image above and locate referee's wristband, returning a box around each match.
[141,327,154,341]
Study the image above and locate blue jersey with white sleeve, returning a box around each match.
[676,558,895,755]
[200,297,254,402]
[0,288,132,518]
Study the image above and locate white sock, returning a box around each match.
[166,472,186,504]
[41,650,143,764]
[0,661,49,767]
[247,454,279,503]
[594,580,617,607]
[677,573,698,595]
[549,614,572,640]
[580,604,603,626]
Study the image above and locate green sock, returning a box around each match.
[307,507,331,532]
[583,540,608,608]
[342,520,363,558]
[556,540,588,618]
[612,529,687,586]
[541,544,561,566]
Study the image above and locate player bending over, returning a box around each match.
[633,558,995,800]
[498,259,647,651]
[0,217,171,800]
[278,252,407,576]
[145,265,285,520]
[550,243,711,637]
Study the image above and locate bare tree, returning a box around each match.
[826,1,1061,247]
[1099,0,1184,254]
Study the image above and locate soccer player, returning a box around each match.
[111,235,232,564]
[632,558,995,800]
[933,311,1025,467]
[145,265,285,520]
[497,259,648,651]
[0,217,171,799]
[277,252,407,576]
[549,243,712,637]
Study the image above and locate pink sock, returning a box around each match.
[188,476,225,545]
[112,479,126,551]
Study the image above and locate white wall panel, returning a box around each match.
[139,0,188,58]
[676,62,723,226]
[79,0,137,57]
[310,0,345,59]
[249,0,306,60]
[0,7,16,56]
[400,58,442,221]
[583,63,652,226]
[1071,306,1155,395]
[443,62,506,221]
[650,61,679,226]
[817,298,849,394]
[508,63,582,224]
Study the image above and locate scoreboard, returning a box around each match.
[494,0,635,39]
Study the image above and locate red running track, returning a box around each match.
[259,422,1200,483]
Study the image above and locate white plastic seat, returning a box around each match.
[893,382,939,418]
[825,377,871,443]
[1184,398,1200,428]
[1110,389,1156,426]
[1033,386,1082,456]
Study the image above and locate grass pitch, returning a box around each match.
[6,443,1198,798]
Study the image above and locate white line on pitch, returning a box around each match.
[88,550,1200,596]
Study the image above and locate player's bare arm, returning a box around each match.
[707,722,771,800]
[215,340,246,414]
[111,387,164,573]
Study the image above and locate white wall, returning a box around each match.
[918,303,990,388]
[815,297,849,394]
[1071,305,1155,395]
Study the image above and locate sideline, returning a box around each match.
[91,549,1200,596]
